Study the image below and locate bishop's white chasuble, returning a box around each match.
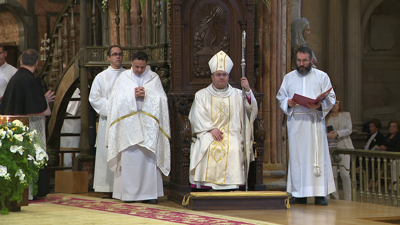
[189,84,257,189]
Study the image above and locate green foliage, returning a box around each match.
[0,120,48,215]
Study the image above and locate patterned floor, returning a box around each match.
[1,194,277,225]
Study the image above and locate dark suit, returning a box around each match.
[360,131,385,179]
[382,132,400,152]
[366,131,385,150]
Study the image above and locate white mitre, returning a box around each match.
[208,50,234,74]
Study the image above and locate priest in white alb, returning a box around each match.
[89,45,126,198]
[276,46,336,205]
[0,44,17,98]
[189,50,258,190]
[106,51,170,204]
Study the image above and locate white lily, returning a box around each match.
[0,165,7,177]
[14,134,23,142]
[0,129,6,139]
[12,120,24,127]
[10,145,22,153]
[36,149,46,161]
[15,169,23,177]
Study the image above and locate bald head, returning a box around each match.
[21,49,40,67]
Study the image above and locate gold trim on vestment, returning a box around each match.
[216,52,227,72]
[205,96,230,184]
[141,110,170,139]
[110,112,138,127]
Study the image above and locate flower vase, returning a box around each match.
[5,188,29,212]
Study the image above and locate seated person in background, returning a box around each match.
[364,118,384,150]
[379,121,400,152]
[362,118,385,188]
[378,120,400,190]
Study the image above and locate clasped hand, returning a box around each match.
[135,87,145,98]
[210,128,224,141]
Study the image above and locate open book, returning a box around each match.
[292,87,333,107]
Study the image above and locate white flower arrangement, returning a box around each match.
[0,120,48,215]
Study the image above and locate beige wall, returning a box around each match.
[361,0,400,127]
[299,0,400,127]
[0,11,19,45]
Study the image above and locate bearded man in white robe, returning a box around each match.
[89,45,126,198]
[106,51,170,204]
[189,51,258,190]
[276,46,336,205]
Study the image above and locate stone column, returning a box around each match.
[259,0,290,190]
[346,0,363,129]
[327,0,344,101]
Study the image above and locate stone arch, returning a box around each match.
[0,1,29,54]
[361,0,385,42]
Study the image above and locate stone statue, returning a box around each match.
[291,18,318,69]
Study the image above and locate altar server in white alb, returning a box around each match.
[0,44,17,98]
[89,45,126,199]
[189,50,258,190]
[106,51,170,204]
[276,46,336,205]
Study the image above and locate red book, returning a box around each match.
[292,87,333,107]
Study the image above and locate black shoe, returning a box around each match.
[142,199,158,204]
[124,201,137,203]
[314,197,328,205]
[289,197,307,204]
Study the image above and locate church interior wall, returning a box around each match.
[295,0,400,131]
[0,0,66,72]
[0,11,20,45]
[361,0,400,129]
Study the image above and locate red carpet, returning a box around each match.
[30,194,273,225]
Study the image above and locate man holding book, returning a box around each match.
[276,46,336,205]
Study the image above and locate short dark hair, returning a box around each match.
[131,51,148,62]
[296,46,313,60]
[0,44,4,51]
[369,118,382,129]
[387,120,400,130]
[107,45,122,57]
[21,49,40,66]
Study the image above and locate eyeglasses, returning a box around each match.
[213,72,229,78]
[111,52,123,56]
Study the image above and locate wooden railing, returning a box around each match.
[332,148,400,207]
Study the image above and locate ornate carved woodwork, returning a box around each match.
[171,0,256,93]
